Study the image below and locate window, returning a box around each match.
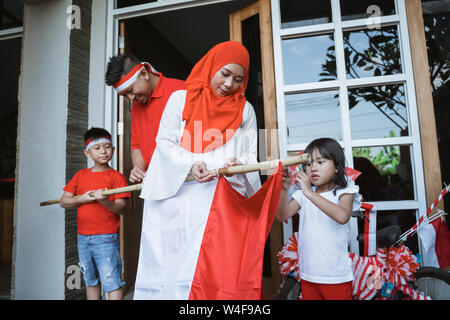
[273,0,426,255]
[0,0,23,31]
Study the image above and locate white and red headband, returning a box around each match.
[85,136,112,150]
[113,62,158,93]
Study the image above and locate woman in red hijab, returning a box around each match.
[135,41,262,300]
[180,40,252,182]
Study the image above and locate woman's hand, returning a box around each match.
[223,157,242,176]
[191,161,217,183]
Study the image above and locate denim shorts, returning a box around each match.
[77,233,125,293]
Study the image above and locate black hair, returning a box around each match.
[84,127,112,143]
[304,137,347,195]
[104,54,141,86]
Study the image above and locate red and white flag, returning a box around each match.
[189,164,283,299]
[418,215,450,268]
[134,161,283,299]
[359,203,377,257]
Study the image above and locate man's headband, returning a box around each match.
[85,137,112,150]
[113,62,158,93]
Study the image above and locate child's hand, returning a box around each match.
[223,157,242,176]
[281,167,293,191]
[79,190,96,204]
[295,170,313,195]
[93,188,108,203]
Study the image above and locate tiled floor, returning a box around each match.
[0,264,135,300]
[0,264,11,300]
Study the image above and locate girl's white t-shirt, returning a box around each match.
[292,179,362,284]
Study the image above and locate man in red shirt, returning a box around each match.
[105,54,185,183]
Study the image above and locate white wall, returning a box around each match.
[13,0,71,299]
[88,0,107,130]
[87,0,108,168]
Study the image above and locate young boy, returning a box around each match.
[60,127,131,300]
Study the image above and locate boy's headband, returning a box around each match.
[113,62,158,93]
[85,137,112,150]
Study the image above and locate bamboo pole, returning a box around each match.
[40,154,310,207]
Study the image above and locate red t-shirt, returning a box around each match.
[63,168,131,235]
[131,73,185,165]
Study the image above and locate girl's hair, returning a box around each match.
[304,137,347,195]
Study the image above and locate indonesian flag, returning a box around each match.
[134,163,283,299]
[418,215,450,268]
[359,203,377,257]
[189,164,283,299]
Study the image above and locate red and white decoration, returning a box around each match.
[418,212,450,268]
[360,203,377,257]
[278,232,431,300]
[112,62,158,93]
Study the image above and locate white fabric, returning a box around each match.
[85,137,112,150]
[292,179,362,284]
[418,215,440,268]
[134,90,261,300]
[366,206,377,256]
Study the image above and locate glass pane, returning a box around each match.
[356,209,419,255]
[422,0,450,220]
[340,0,396,21]
[353,145,415,201]
[285,91,341,144]
[1,0,23,30]
[349,84,408,139]
[282,34,336,85]
[344,26,402,79]
[116,0,157,8]
[280,0,332,28]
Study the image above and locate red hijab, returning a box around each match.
[180,41,250,153]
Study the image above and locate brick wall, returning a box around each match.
[64,0,92,300]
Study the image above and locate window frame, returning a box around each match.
[271,0,427,255]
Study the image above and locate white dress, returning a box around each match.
[134,90,261,299]
[292,179,362,284]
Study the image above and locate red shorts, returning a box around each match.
[301,279,353,300]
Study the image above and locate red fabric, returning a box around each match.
[189,163,283,300]
[301,279,353,300]
[432,218,450,268]
[63,168,131,235]
[131,74,185,165]
[180,41,249,153]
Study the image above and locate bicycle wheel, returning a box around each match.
[414,267,450,300]
[276,276,301,300]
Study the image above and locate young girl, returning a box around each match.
[276,137,362,300]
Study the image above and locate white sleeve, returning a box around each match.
[292,190,304,208]
[140,90,195,200]
[227,102,261,197]
[336,177,362,211]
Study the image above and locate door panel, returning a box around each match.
[229,0,282,300]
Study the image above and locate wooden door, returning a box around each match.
[117,21,144,296]
[229,0,282,299]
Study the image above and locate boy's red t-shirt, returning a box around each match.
[63,168,131,235]
[131,73,185,165]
